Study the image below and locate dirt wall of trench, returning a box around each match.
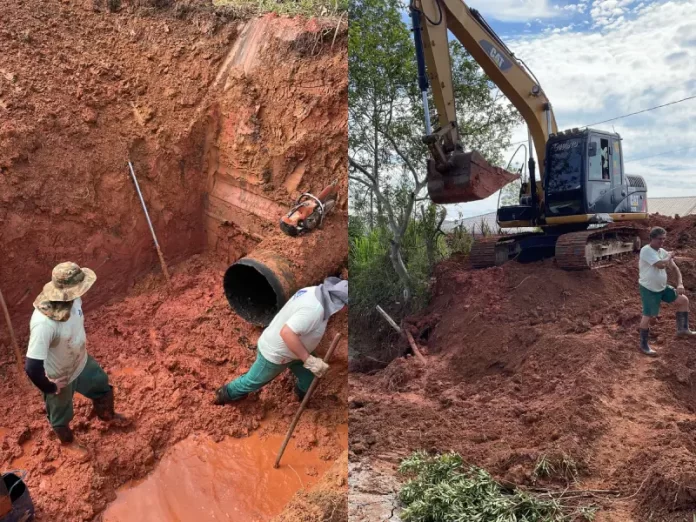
[204,15,348,263]
[0,0,348,335]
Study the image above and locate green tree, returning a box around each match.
[348,0,418,300]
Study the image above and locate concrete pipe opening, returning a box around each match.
[223,259,288,326]
[223,220,347,326]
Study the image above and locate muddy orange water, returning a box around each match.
[103,426,348,522]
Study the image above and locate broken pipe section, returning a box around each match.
[223,218,347,326]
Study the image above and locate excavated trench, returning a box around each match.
[0,4,347,521]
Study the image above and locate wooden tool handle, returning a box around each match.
[274,333,342,469]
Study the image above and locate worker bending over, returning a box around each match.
[25,262,123,457]
[214,277,348,404]
[639,226,696,356]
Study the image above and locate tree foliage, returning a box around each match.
[348,0,522,368]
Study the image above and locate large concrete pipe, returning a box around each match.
[223,217,347,326]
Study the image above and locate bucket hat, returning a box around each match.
[34,262,97,304]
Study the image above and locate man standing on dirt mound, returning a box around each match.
[25,262,124,458]
[213,277,348,405]
[639,226,696,356]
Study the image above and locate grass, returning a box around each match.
[212,0,347,18]
[397,451,598,522]
[532,453,580,484]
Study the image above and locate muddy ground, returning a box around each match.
[350,215,696,522]
[1,253,348,521]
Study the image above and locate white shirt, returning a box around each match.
[257,287,326,365]
[26,298,88,384]
[639,245,669,292]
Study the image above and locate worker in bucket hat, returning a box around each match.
[214,276,348,405]
[25,262,124,459]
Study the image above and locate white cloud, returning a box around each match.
[446,0,696,219]
[561,2,589,14]
[474,0,556,22]
[590,0,639,27]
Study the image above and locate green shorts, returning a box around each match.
[640,284,678,317]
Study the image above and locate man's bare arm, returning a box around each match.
[280,325,311,362]
[670,259,684,288]
[651,251,675,269]
[654,258,673,269]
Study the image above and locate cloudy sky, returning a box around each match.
[440,0,696,220]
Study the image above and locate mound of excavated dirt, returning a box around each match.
[0,253,348,521]
[350,216,696,521]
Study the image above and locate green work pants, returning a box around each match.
[223,350,314,401]
[640,284,678,317]
[43,355,111,428]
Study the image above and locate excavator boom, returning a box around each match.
[411,0,558,206]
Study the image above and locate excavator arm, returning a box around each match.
[410,0,558,205]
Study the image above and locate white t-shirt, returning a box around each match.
[257,287,327,365]
[26,298,88,384]
[639,245,669,292]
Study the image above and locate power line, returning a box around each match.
[508,94,696,146]
[624,145,696,163]
[583,94,696,127]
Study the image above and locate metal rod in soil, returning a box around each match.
[0,287,28,384]
[127,161,172,289]
[274,333,342,469]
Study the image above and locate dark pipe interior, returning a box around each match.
[223,261,283,326]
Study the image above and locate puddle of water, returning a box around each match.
[103,426,347,522]
[11,438,38,470]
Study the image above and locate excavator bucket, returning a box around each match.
[426,150,520,204]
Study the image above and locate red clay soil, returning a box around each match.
[0,253,348,521]
[350,215,696,522]
[0,0,348,317]
[0,0,233,312]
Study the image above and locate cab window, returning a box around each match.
[588,137,610,181]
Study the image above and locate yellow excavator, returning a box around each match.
[409,0,649,269]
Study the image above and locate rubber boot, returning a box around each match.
[92,387,126,422]
[213,386,228,405]
[294,385,307,402]
[676,311,696,338]
[53,426,90,462]
[639,329,658,357]
[53,426,74,444]
[213,386,244,405]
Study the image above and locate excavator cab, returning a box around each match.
[542,129,647,221]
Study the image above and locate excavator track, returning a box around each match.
[469,225,645,270]
[469,234,529,268]
[469,237,500,268]
[555,225,643,270]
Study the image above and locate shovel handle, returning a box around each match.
[273,333,342,469]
